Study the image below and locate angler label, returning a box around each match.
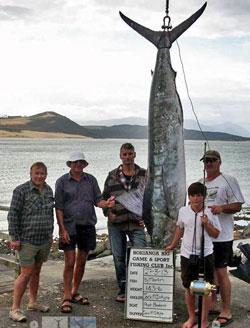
[125,248,174,323]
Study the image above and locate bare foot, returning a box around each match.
[182,318,196,328]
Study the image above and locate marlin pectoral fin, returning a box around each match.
[170,2,207,43]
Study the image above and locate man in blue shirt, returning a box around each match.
[55,151,114,313]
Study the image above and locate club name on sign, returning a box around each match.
[125,248,174,323]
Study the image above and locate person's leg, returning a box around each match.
[212,241,233,320]
[180,256,199,328]
[183,288,196,328]
[63,250,76,300]
[28,262,43,304]
[12,265,35,310]
[71,249,89,296]
[108,224,127,296]
[128,229,147,247]
[71,225,96,300]
[11,242,39,311]
[28,242,51,306]
[216,267,232,319]
[201,295,210,328]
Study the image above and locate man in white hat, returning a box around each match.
[201,150,244,326]
[55,151,114,313]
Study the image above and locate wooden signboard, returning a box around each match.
[125,248,174,323]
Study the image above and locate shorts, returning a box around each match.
[181,254,214,289]
[17,242,51,266]
[59,225,96,252]
[213,241,233,268]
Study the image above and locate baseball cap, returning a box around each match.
[200,150,221,161]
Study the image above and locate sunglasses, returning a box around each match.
[204,158,218,164]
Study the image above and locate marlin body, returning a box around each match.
[120,3,207,247]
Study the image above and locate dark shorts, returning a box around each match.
[59,225,96,252]
[213,241,233,268]
[181,254,215,289]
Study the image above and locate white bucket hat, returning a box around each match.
[66,151,89,167]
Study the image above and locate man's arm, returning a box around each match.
[7,187,24,250]
[165,226,184,251]
[97,197,115,209]
[209,202,242,215]
[102,173,113,216]
[55,209,70,244]
[201,214,220,238]
[54,179,70,244]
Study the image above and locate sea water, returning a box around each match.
[0,138,249,235]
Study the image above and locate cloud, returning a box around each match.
[0,5,31,20]
[0,0,249,131]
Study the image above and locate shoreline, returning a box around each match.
[0,130,91,139]
[0,225,250,262]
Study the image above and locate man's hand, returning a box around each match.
[106,196,115,208]
[165,244,174,252]
[138,219,145,228]
[59,228,70,244]
[208,205,223,215]
[10,240,21,250]
[201,213,209,225]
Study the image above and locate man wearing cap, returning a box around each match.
[201,150,244,326]
[55,151,114,313]
[102,143,147,302]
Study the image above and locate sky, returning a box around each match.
[0,0,249,130]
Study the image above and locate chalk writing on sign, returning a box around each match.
[125,248,174,323]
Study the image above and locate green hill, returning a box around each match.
[0,111,249,141]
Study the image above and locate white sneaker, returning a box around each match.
[9,309,27,322]
[27,302,49,312]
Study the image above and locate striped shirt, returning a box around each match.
[8,181,54,245]
[102,164,146,231]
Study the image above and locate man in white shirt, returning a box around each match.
[201,150,244,326]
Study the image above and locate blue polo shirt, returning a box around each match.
[55,172,102,235]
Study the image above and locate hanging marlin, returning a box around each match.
[120,2,207,247]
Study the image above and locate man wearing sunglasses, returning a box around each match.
[200,150,244,327]
[55,151,114,313]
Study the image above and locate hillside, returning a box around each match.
[0,111,250,141]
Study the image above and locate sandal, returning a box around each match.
[71,293,90,305]
[61,299,72,313]
[216,316,233,327]
[116,294,125,303]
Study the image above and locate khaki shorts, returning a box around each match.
[17,242,51,266]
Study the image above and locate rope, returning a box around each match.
[176,40,210,148]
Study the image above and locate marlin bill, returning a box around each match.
[120,2,207,247]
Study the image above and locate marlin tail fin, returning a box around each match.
[120,2,207,49]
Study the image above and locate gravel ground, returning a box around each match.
[0,269,250,328]
[1,250,250,328]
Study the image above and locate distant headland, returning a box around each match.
[0,111,249,141]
